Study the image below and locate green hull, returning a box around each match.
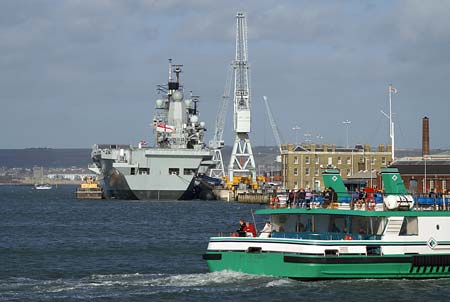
[204,252,450,280]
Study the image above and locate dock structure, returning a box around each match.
[213,188,274,203]
[76,178,103,200]
[236,192,272,204]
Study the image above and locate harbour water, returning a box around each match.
[1,185,449,301]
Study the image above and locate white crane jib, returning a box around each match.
[208,67,232,178]
[228,12,256,184]
[263,96,283,155]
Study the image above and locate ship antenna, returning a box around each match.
[168,58,172,81]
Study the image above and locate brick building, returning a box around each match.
[281,143,392,191]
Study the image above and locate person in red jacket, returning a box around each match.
[244,221,257,237]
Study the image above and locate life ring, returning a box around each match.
[270,196,280,208]
[367,199,375,211]
[344,234,353,240]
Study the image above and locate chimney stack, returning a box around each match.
[422,117,430,157]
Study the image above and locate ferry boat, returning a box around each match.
[203,168,450,279]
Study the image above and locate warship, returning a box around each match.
[90,60,214,200]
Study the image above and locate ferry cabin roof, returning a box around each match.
[254,208,449,241]
[255,208,450,217]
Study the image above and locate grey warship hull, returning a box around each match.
[91,144,213,200]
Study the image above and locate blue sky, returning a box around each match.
[1,0,449,149]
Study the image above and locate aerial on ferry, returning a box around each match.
[90,60,214,200]
[204,168,450,280]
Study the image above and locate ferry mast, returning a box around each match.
[228,12,256,185]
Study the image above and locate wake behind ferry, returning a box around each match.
[203,168,450,280]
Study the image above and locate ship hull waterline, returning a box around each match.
[203,251,450,280]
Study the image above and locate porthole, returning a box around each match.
[436,225,440,230]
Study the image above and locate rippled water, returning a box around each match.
[1,185,449,301]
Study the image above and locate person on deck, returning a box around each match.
[244,221,257,237]
[287,189,295,208]
[297,188,306,208]
[237,219,246,237]
[305,188,312,209]
[259,221,272,237]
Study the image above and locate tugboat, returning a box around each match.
[203,168,450,280]
[76,177,103,200]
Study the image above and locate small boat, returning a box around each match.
[35,183,52,190]
[203,168,450,280]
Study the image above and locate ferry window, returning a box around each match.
[169,168,179,175]
[399,217,418,236]
[183,168,197,175]
[131,168,136,175]
[138,168,150,175]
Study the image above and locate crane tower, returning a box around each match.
[228,12,256,184]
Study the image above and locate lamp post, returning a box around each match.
[342,120,351,148]
[423,156,427,193]
[292,125,301,146]
[304,132,312,144]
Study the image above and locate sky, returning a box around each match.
[1,0,450,149]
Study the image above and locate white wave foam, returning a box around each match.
[265,278,294,287]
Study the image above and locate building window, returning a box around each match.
[314,168,319,176]
[305,181,310,188]
[315,155,319,165]
[346,169,351,176]
[371,158,376,165]
[409,179,418,193]
[294,156,298,164]
[328,157,333,166]
[305,168,310,176]
[337,157,342,165]
[443,180,447,191]
[294,181,298,190]
[138,168,150,175]
[347,157,351,165]
[382,157,386,165]
[293,168,298,176]
[305,156,310,164]
[131,168,136,175]
[184,168,197,175]
[169,168,179,175]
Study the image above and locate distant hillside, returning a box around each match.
[0,147,446,169]
[0,148,91,168]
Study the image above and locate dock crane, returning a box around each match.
[208,67,233,178]
[228,12,257,186]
